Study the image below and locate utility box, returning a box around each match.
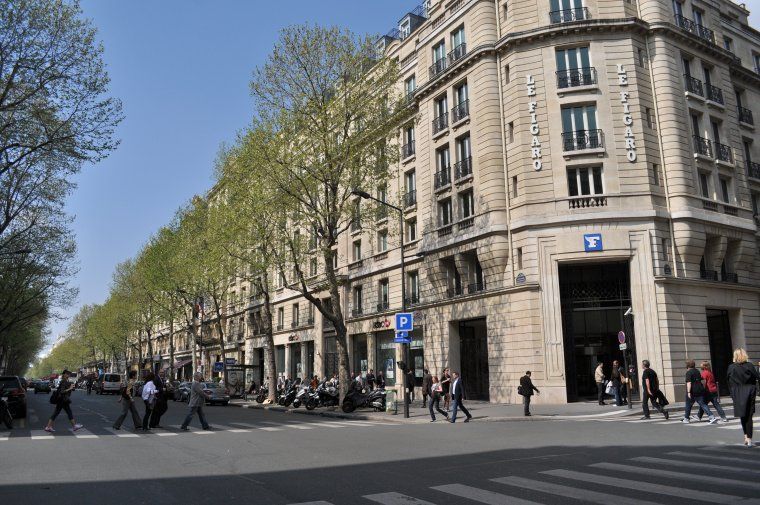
[386,389,397,414]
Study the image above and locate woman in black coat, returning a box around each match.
[727,348,760,447]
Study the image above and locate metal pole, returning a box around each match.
[399,209,409,419]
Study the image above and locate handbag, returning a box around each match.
[517,385,525,396]
[605,381,615,395]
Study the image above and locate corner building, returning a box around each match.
[247,0,760,405]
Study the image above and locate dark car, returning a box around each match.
[33,380,51,394]
[0,376,27,419]
[201,382,230,406]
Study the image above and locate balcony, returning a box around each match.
[556,67,597,89]
[452,99,470,123]
[454,156,473,181]
[290,321,299,328]
[351,307,363,317]
[700,269,719,281]
[562,129,603,152]
[703,200,719,212]
[549,7,589,23]
[404,295,420,307]
[705,84,724,105]
[438,223,453,237]
[404,190,417,207]
[693,135,712,157]
[683,74,704,97]
[376,301,390,313]
[568,195,607,209]
[446,285,463,298]
[402,140,415,159]
[723,205,738,216]
[722,271,738,283]
[458,216,474,230]
[434,167,451,190]
[674,15,715,44]
[738,106,754,126]
[448,43,467,65]
[432,112,449,134]
[429,58,447,79]
[715,142,733,163]
[276,323,284,331]
[747,160,760,179]
[467,281,485,294]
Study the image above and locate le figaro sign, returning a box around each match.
[617,64,637,163]
[526,75,542,171]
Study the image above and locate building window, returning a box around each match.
[403,125,415,158]
[504,64,510,84]
[719,176,731,203]
[404,170,416,207]
[432,40,446,72]
[517,247,523,270]
[406,218,417,242]
[435,146,451,188]
[561,105,600,150]
[309,258,317,277]
[407,271,420,305]
[453,81,469,122]
[405,75,416,96]
[512,175,518,198]
[352,240,362,261]
[645,107,654,129]
[567,167,603,196]
[450,25,466,53]
[292,303,299,327]
[438,198,453,226]
[433,94,448,133]
[353,286,363,315]
[698,171,711,198]
[378,279,389,311]
[751,191,760,216]
[637,48,645,67]
[652,163,660,186]
[377,230,388,252]
[754,53,760,73]
[332,249,338,268]
[459,190,474,219]
[277,307,284,330]
[508,121,514,143]
[673,0,683,17]
[723,36,733,52]
[550,0,586,23]
[278,272,286,288]
[555,46,594,88]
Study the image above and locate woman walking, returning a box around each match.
[141,372,157,431]
[440,368,452,411]
[113,370,141,430]
[727,348,760,447]
[428,375,448,422]
[683,359,717,424]
[697,361,728,423]
[44,370,83,433]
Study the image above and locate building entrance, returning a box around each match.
[459,318,489,401]
[706,309,732,396]
[560,262,635,402]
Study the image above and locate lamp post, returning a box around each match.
[351,189,410,418]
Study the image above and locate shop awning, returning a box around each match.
[174,359,192,369]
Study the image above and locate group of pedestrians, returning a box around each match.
[112,370,169,431]
[420,368,472,423]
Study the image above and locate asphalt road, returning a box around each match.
[1,390,758,505]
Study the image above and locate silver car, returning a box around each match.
[201,382,230,406]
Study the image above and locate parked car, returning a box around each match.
[0,376,27,419]
[19,378,28,390]
[201,382,230,406]
[99,373,123,395]
[33,380,51,394]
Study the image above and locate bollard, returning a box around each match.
[386,389,397,414]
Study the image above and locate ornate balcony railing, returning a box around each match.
[376,301,390,313]
[556,67,597,89]
[738,106,754,125]
[402,140,415,159]
[434,167,451,189]
[721,271,738,283]
[454,156,473,180]
[700,269,718,281]
[674,15,715,44]
[448,43,467,65]
[429,58,447,78]
[693,135,712,157]
[404,190,417,207]
[747,160,760,179]
[703,200,719,212]
[705,84,724,104]
[723,205,738,216]
[715,142,733,163]
[458,216,474,230]
[467,281,485,294]
[452,99,470,123]
[438,223,453,237]
[568,195,607,209]
[684,74,704,96]
[549,7,589,23]
[351,307,363,317]
[562,129,603,152]
[405,294,421,307]
[432,112,449,134]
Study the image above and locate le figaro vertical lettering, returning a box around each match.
[617,64,637,162]
[526,75,542,171]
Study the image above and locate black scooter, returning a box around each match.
[278,381,300,407]
[0,385,13,429]
[305,380,339,410]
[342,386,386,413]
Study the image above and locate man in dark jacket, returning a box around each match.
[421,369,432,408]
[519,371,540,416]
[149,373,168,428]
[449,371,472,423]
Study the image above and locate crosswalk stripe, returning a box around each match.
[261,421,312,430]
[363,491,437,504]
[667,451,760,464]
[493,476,661,505]
[30,430,54,440]
[431,483,541,505]
[590,462,760,491]
[229,422,258,428]
[631,456,760,475]
[0,432,9,441]
[287,501,334,505]
[72,428,98,439]
[155,432,177,437]
[103,427,139,438]
[542,469,754,504]
[310,422,347,428]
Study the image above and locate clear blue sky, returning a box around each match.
[48,0,415,346]
[49,1,760,349]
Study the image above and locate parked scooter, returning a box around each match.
[0,385,13,429]
[292,383,311,408]
[278,381,300,407]
[255,382,271,404]
[305,380,339,410]
[342,386,386,413]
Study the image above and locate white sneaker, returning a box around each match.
[708,417,718,425]
[682,418,690,424]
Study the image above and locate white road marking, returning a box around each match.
[287,502,334,505]
[30,430,54,440]
[494,475,663,505]
[0,432,9,441]
[591,462,760,491]
[667,451,760,464]
[630,456,760,475]
[103,427,139,438]
[155,432,177,437]
[363,491,437,504]
[72,428,98,439]
[432,483,541,505]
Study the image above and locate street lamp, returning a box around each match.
[351,189,410,419]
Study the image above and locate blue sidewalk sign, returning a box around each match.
[394,331,411,344]
[213,362,224,372]
[395,312,413,331]
[584,233,603,252]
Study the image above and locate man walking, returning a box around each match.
[113,370,142,430]
[449,371,472,423]
[149,373,168,428]
[595,361,606,405]
[366,369,376,390]
[180,372,211,431]
[421,369,432,408]
[640,360,669,420]
[519,371,540,416]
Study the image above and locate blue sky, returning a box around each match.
[49,1,760,349]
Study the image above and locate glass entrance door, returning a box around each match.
[706,309,732,396]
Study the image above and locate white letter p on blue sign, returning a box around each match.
[395,312,413,331]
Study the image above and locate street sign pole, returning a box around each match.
[618,330,632,410]
[399,210,409,419]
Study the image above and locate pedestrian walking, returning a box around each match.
[86,376,93,395]
[421,369,432,408]
[366,369,376,390]
[640,360,669,420]
[727,348,760,447]
[376,371,385,390]
[113,370,142,430]
[428,375,448,422]
[141,372,157,431]
[149,373,168,428]
[683,359,718,424]
[440,368,452,411]
[405,369,415,404]
[696,361,728,423]
[519,371,540,416]
[180,372,212,431]
[44,370,83,433]
[449,371,472,423]
[610,360,625,406]
[595,362,606,405]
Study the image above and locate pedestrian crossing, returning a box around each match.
[287,444,760,504]
[0,418,398,441]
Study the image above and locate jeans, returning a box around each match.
[181,405,209,429]
[612,382,622,406]
[697,393,726,420]
[642,390,666,417]
[142,400,153,430]
[597,382,605,404]
[428,394,447,420]
[113,399,141,429]
[684,393,713,419]
[49,401,73,421]
[450,398,471,422]
[523,395,531,415]
[422,393,428,408]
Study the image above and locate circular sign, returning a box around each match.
[617,331,626,344]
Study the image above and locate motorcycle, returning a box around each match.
[278,381,300,407]
[1,385,13,429]
[255,382,272,404]
[305,380,339,411]
[342,386,386,413]
[292,384,311,408]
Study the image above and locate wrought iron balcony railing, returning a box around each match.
[562,129,603,152]
[747,160,760,179]
[700,269,718,281]
[556,67,597,89]
[376,301,390,313]
[432,112,449,134]
[722,271,738,283]
[738,106,754,125]
[438,223,453,237]
[454,156,473,180]
[402,140,415,159]
[674,15,715,44]
[693,135,712,157]
[715,142,732,163]
[705,84,724,104]
[404,190,417,207]
[549,7,589,23]
[452,99,469,123]
[434,167,451,189]
[429,58,447,78]
[448,43,467,65]
[467,281,485,294]
[684,74,704,96]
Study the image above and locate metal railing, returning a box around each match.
[376,301,390,313]
[549,7,589,23]
[429,58,447,78]
[568,195,607,209]
[700,269,718,281]
[467,281,485,294]
[693,135,712,157]
[556,67,597,89]
[448,43,467,65]
[402,140,415,159]
[434,167,451,189]
[432,112,449,134]
[722,271,738,283]
[405,295,421,307]
[723,205,738,216]
[684,74,704,96]
[438,223,453,237]
[404,190,417,207]
[738,106,754,125]
[715,142,732,163]
[562,129,603,151]
[674,15,715,44]
[446,285,463,298]
[703,200,719,212]
[747,160,760,179]
[351,307,363,317]
[452,99,470,123]
[454,156,473,180]
[705,84,724,104]
[459,216,474,229]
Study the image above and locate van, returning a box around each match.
[99,373,123,395]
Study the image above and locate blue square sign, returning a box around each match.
[584,233,603,252]
[395,312,413,331]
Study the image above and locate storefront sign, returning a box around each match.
[372,318,392,329]
[584,233,603,252]
[288,334,300,342]
[526,75,543,171]
[617,64,636,162]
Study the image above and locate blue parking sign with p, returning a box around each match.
[395,312,413,331]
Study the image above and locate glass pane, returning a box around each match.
[567,48,578,69]
[567,169,578,196]
[573,107,585,131]
[580,168,590,195]
[550,0,560,11]
[585,106,597,130]
[579,47,590,68]
[593,168,603,194]
[555,50,567,72]
[561,108,573,132]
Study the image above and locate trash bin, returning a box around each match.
[386,389,397,414]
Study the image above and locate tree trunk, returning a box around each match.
[169,316,175,381]
[322,245,350,400]
[261,277,276,402]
